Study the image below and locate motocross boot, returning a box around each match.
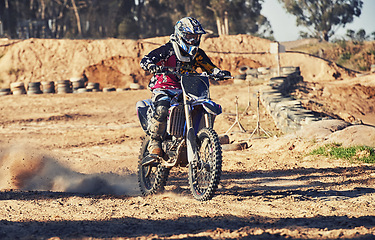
[148,118,166,157]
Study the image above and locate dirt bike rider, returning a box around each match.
[140,17,231,157]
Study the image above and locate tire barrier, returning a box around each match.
[235,66,300,82]
[0,88,11,96]
[56,80,72,94]
[238,65,258,76]
[234,74,246,80]
[103,87,116,92]
[27,82,43,95]
[41,81,55,94]
[130,83,141,90]
[260,68,321,134]
[3,79,149,96]
[10,82,26,95]
[281,66,300,75]
[116,88,127,92]
[257,67,270,75]
[71,77,87,93]
[86,82,100,92]
[76,88,92,93]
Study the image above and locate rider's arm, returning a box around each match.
[195,48,231,79]
[194,48,217,74]
[140,43,172,72]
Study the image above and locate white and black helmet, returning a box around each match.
[174,17,206,56]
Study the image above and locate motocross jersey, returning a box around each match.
[140,41,217,90]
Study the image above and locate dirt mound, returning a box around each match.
[293,73,375,125]
[0,35,353,89]
[294,119,375,147]
[295,119,351,141]
[326,124,375,147]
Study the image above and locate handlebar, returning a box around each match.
[153,67,232,81]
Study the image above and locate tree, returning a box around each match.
[278,0,363,41]
[0,0,273,39]
[346,28,369,43]
[346,29,355,39]
[355,29,367,41]
[228,0,273,37]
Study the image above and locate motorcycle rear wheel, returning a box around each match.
[138,136,170,196]
[188,128,222,201]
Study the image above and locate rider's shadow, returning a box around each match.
[218,166,375,201]
[166,165,375,200]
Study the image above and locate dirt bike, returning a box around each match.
[136,69,229,201]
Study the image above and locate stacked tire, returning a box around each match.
[41,81,55,94]
[103,87,116,92]
[0,88,11,96]
[87,82,100,92]
[27,82,43,95]
[10,82,27,95]
[71,77,87,93]
[56,80,72,94]
[76,88,91,93]
[234,66,248,81]
[130,83,141,90]
[257,67,271,79]
[234,65,259,84]
[281,66,300,75]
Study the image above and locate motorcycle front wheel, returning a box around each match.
[188,128,222,201]
[138,136,170,196]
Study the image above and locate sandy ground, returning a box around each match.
[0,36,375,239]
[0,81,375,239]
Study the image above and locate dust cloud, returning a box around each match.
[0,145,139,196]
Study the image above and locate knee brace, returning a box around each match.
[154,104,169,122]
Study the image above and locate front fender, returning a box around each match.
[202,100,222,115]
[136,99,154,132]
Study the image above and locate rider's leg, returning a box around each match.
[148,91,170,156]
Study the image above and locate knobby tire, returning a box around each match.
[138,136,169,196]
[188,128,222,201]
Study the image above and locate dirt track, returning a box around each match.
[1,82,375,239]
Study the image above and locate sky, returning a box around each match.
[261,0,375,42]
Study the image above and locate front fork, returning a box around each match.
[184,95,200,166]
[204,112,213,129]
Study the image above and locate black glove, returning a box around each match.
[148,64,162,74]
[214,69,231,80]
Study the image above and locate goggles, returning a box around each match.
[183,33,201,45]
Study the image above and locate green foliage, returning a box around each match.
[334,39,347,49]
[278,0,363,41]
[346,28,370,43]
[310,143,375,163]
[340,52,352,60]
[358,64,368,71]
